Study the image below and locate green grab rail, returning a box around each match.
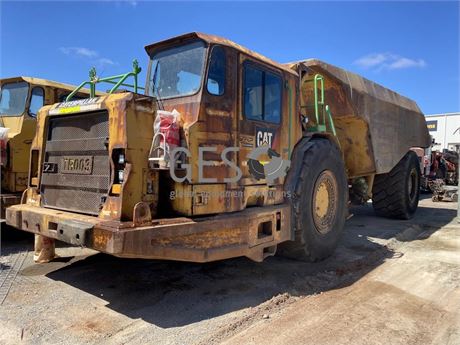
[65,59,143,102]
[313,74,325,127]
[325,105,337,136]
[304,73,337,137]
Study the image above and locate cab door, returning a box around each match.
[237,55,285,187]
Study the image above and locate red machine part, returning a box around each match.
[0,138,7,166]
[157,113,180,148]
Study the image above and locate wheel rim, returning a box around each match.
[408,168,418,202]
[312,170,338,234]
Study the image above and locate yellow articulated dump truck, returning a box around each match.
[0,77,96,221]
[6,33,430,263]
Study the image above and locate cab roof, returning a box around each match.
[144,32,298,76]
[1,76,81,91]
[0,76,103,96]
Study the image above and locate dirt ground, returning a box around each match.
[0,196,459,345]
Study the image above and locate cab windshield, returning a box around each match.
[0,81,29,116]
[148,40,206,99]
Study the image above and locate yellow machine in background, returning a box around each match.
[0,77,95,220]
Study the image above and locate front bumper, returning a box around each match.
[1,193,23,221]
[6,203,291,262]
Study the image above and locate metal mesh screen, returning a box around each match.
[40,111,110,215]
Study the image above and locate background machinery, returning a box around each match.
[0,77,97,220]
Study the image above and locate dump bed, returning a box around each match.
[288,59,431,176]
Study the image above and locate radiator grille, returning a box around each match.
[40,111,110,215]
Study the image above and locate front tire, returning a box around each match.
[279,138,348,261]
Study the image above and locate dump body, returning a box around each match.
[6,33,430,262]
[288,60,431,178]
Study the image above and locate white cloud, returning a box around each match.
[354,53,426,71]
[59,46,116,67]
[387,57,426,70]
[96,58,115,66]
[59,47,98,58]
[112,0,138,8]
[354,53,388,68]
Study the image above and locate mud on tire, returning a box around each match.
[372,151,421,220]
[279,138,348,262]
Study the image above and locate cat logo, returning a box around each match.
[255,127,276,147]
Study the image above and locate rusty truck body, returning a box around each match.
[6,33,430,262]
[0,77,96,220]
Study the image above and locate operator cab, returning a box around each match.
[0,79,44,120]
[144,33,300,214]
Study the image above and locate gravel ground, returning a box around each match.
[0,196,459,345]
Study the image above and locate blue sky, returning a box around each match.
[1,1,458,114]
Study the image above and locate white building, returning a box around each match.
[425,112,460,152]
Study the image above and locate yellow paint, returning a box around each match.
[111,184,121,194]
[57,106,81,114]
[315,182,329,218]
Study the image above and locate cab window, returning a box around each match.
[206,46,226,96]
[149,40,206,99]
[0,81,29,116]
[29,87,44,117]
[243,63,282,123]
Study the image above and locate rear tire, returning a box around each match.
[372,151,421,220]
[279,138,348,261]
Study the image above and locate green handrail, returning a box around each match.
[313,74,325,126]
[325,105,337,136]
[304,73,337,137]
[65,59,144,102]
